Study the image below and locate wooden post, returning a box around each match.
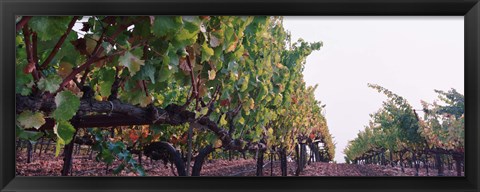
[186,123,193,176]
[27,141,32,163]
[270,152,273,176]
[280,148,287,176]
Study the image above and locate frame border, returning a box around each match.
[1,0,478,192]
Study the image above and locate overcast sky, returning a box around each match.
[282,16,464,163]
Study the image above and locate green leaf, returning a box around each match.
[119,51,145,76]
[55,121,76,144]
[17,127,44,141]
[135,165,146,176]
[167,48,180,67]
[157,56,173,82]
[175,25,199,46]
[113,164,126,174]
[55,137,65,157]
[117,151,130,161]
[29,16,73,41]
[99,68,116,97]
[56,33,80,65]
[182,16,202,31]
[205,133,217,145]
[101,42,113,54]
[125,91,152,107]
[101,149,115,165]
[108,141,126,154]
[17,110,46,129]
[157,63,172,83]
[196,107,209,119]
[38,75,62,93]
[152,16,183,37]
[256,84,268,101]
[201,43,214,63]
[239,75,249,92]
[53,90,80,121]
[16,59,33,96]
[136,63,156,83]
[132,18,152,37]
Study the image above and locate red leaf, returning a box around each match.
[23,62,35,74]
[129,130,139,142]
[220,99,230,107]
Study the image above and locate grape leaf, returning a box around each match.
[119,51,145,77]
[209,33,222,48]
[268,128,274,135]
[16,61,33,96]
[17,110,46,129]
[58,62,73,78]
[29,16,73,41]
[214,139,222,148]
[219,114,228,126]
[208,70,216,80]
[38,75,62,93]
[98,68,116,97]
[55,120,76,144]
[53,90,80,121]
[238,116,245,125]
[152,16,183,37]
[157,63,171,83]
[127,91,152,107]
[201,43,214,63]
[55,137,65,157]
[17,129,44,141]
[113,163,126,174]
[136,62,156,83]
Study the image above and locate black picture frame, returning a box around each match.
[1,0,478,192]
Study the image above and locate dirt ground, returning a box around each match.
[16,149,463,177]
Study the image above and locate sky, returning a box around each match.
[282,16,464,163]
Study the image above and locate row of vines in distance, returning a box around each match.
[344,84,464,176]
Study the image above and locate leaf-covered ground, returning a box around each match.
[16,149,463,177]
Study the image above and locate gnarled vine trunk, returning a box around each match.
[191,145,214,176]
[256,149,265,176]
[435,152,444,176]
[144,141,186,176]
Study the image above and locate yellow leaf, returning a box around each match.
[238,117,245,125]
[249,98,255,109]
[95,95,103,101]
[268,128,274,135]
[219,114,227,126]
[214,139,222,148]
[208,70,216,80]
[226,36,238,53]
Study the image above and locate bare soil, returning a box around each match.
[16,149,463,177]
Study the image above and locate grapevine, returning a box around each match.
[15,16,333,176]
